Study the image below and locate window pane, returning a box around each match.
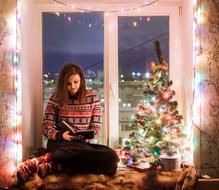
[118,16,169,143]
[42,12,104,144]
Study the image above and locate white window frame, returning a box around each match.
[105,5,182,147]
[33,2,182,148]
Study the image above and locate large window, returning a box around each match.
[42,12,104,144]
[37,4,180,148]
[118,16,169,142]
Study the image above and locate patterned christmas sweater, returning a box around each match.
[42,92,102,140]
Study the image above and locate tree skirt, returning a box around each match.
[11,167,180,190]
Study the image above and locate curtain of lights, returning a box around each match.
[193,0,219,177]
[0,0,22,187]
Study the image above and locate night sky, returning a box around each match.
[43,12,104,74]
[118,16,169,75]
[42,12,169,76]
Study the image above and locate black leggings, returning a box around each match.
[47,140,119,175]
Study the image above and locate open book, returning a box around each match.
[62,121,95,139]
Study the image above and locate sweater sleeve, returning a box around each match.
[89,95,102,135]
[42,95,62,140]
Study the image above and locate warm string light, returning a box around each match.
[163,92,169,99]
[192,0,200,125]
[191,0,197,137]
[54,0,159,13]
[53,12,152,29]
[13,0,22,166]
[3,0,22,176]
[191,0,207,162]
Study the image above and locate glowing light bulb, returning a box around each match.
[17,0,21,10]
[14,81,18,89]
[195,72,203,86]
[15,144,22,163]
[193,0,197,7]
[144,0,148,5]
[13,67,17,76]
[172,128,177,134]
[164,92,169,99]
[167,115,171,120]
[8,14,16,33]
[13,55,19,63]
[145,72,150,78]
[151,96,156,102]
[163,127,168,133]
[151,106,156,113]
[14,132,22,143]
[156,119,161,124]
[197,13,205,24]
[195,39,200,49]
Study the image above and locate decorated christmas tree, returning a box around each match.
[122,41,186,167]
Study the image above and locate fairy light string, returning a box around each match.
[13,0,22,167]
[192,0,208,162]
[51,0,159,28]
[53,0,159,13]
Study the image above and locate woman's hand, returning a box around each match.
[62,131,83,141]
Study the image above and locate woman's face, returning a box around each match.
[67,74,81,95]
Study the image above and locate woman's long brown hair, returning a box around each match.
[55,63,86,105]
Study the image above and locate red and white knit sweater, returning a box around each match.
[42,92,102,140]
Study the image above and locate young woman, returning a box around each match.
[16,63,119,182]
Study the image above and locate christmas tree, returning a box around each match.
[122,41,186,167]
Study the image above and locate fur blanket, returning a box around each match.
[9,146,199,190]
[11,167,181,190]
